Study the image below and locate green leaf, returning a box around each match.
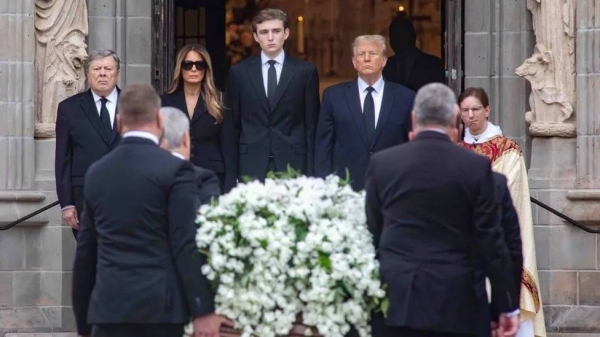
[240,175,255,183]
[260,239,268,248]
[318,250,332,272]
[295,222,308,242]
[380,297,390,318]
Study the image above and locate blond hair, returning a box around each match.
[351,35,388,57]
[166,44,224,123]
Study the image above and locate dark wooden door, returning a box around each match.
[152,0,226,94]
[443,0,463,96]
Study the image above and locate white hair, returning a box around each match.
[160,107,189,149]
[351,35,387,56]
[414,83,457,128]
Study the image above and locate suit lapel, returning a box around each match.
[345,81,369,147]
[109,87,121,145]
[371,82,395,146]
[80,90,109,145]
[246,56,270,114]
[191,98,209,125]
[271,57,296,111]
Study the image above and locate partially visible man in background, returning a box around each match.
[55,49,121,238]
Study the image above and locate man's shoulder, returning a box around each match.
[385,81,416,99]
[231,55,259,72]
[322,81,351,97]
[58,90,90,109]
[286,55,317,69]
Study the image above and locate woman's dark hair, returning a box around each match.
[457,87,490,107]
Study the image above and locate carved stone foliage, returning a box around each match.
[516,0,576,137]
[34,0,88,138]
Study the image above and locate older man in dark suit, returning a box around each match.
[160,106,221,204]
[227,8,320,180]
[55,49,121,238]
[72,84,232,337]
[365,83,519,337]
[315,34,415,191]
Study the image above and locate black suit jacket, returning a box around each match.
[194,165,221,205]
[315,79,414,190]
[365,131,516,335]
[383,52,446,92]
[490,172,523,317]
[161,89,237,193]
[72,137,214,335]
[55,89,121,211]
[227,54,320,179]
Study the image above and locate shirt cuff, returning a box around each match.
[61,205,76,211]
[503,309,520,317]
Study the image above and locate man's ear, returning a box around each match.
[116,115,123,134]
[183,131,191,148]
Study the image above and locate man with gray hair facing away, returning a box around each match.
[365,83,519,337]
[160,107,221,205]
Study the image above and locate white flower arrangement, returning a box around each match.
[190,171,387,337]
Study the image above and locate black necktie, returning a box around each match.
[100,97,112,139]
[267,60,277,109]
[363,86,376,142]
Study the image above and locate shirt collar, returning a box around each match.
[91,87,118,103]
[357,75,385,94]
[261,50,285,66]
[171,152,185,160]
[463,121,503,144]
[122,131,159,144]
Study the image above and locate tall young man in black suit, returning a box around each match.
[55,50,121,238]
[365,83,519,337]
[227,8,320,180]
[72,84,232,337]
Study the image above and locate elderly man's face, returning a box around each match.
[352,41,387,77]
[87,56,119,96]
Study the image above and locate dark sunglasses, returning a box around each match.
[181,60,207,71]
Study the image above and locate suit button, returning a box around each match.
[369,151,373,156]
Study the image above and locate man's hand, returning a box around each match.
[193,314,234,337]
[495,313,519,337]
[62,207,79,230]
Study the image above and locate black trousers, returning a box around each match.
[71,186,84,240]
[91,323,184,337]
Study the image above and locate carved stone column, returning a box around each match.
[0,1,36,190]
[516,0,576,137]
[34,0,88,138]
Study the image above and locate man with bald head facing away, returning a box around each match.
[160,106,221,205]
[72,84,232,337]
[365,83,519,337]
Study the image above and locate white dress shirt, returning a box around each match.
[171,151,185,160]
[357,76,385,126]
[261,51,285,96]
[91,87,118,128]
[122,131,159,145]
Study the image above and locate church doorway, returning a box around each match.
[151,0,463,95]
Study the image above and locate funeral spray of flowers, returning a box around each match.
[193,169,388,337]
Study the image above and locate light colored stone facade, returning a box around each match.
[0,0,153,335]
[1,0,600,335]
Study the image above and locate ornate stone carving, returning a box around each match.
[34,0,88,138]
[516,0,576,137]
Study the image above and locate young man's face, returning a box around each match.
[253,19,289,56]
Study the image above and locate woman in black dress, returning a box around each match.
[161,44,236,193]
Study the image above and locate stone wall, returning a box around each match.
[464,0,600,335]
[0,0,153,335]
